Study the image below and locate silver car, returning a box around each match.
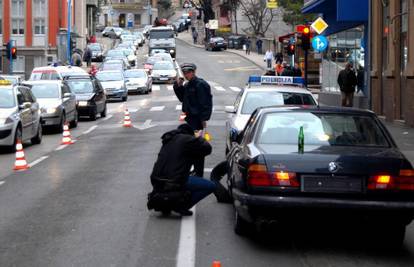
[0,81,42,150]
[96,70,128,101]
[124,69,152,94]
[23,80,78,131]
[151,61,177,83]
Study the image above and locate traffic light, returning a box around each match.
[11,46,17,59]
[301,26,311,50]
[5,42,17,60]
[287,43,295,56]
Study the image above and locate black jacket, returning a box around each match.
[173,77,213,130]
[337,69,357,93]
[150,129,212,189]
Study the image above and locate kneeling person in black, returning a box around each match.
[148,124,216,216]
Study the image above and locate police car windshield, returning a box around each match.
[241,91,316,114]
[67,80,94,94]
[257,112,389,147]
[30,84,60,99]
[0,89,15,108]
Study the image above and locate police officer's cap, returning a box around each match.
[180,63,197,72]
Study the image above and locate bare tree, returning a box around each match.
[239,0,277,37]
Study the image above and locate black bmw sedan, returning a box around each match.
[227,106,414,247]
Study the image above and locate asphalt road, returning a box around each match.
[1,38,414,267]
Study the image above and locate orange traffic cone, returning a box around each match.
[212,261,221,267]
[179,112,187,122]
[123,109,132,128]
[61,123,74,145]
[13,140,29,171]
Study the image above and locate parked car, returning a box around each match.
[95,70,128,102]
[124,69,152,94]
[65,76,107,120]
[0,80,42,150]
[205,37,227,51]
[23,80,78,131]
[227,35,247,49]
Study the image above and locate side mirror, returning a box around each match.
[225,106,236,114]
[19,102,32,110]
[63,92,72,98]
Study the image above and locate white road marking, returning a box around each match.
[28,156,49,168]
[102,114,113,121]
[229,86,242,92]
[204,168,213,173]
[176,207,196,267]
[176,104,182,110]
[167,85,174,91]
[55,145,68,151]
[152,85,160,91]
[0,181,5,186]
[134,119,157,130]
[214,86,226,91]
[150,106,165,111]
[129,108,139,113]
[82,125,98,135]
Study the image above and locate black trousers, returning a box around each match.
[186,115,205,177]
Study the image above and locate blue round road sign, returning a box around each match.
[312,35,328,52]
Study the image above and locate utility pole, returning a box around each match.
[67,0,72,65]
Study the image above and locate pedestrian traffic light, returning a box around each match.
[287,43,295,56]
[11,46,17,59]
[301,26,311,50]
[5,41,17,60]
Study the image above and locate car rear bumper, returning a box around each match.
[106,90,126,99]
[127,86,147,93]
[77,106,95,116]
[232,188,414,211]
[41,115,61,126]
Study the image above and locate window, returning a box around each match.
[12,0,25,35]
[33,0,46,35]
[13,56,25,72]
[400,0,408,71]
[34,56,46,68]
[0,0,3,35]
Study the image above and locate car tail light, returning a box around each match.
[368,170,414,191]
[247,164,299,188]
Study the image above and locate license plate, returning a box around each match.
[160,78,168,81]
[301,175,362,193]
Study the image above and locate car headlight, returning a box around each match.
[45,107,57,114]
[78,101,88,107]
[169,49,175,54]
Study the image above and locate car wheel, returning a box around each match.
[90,108,97,121]
[70,110,78,128]
[234,209,251,236]
[57,113,66,133]
[122,96,128,102]
[101,104,107,118]
[31,124,42,145]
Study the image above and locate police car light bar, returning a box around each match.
[248,76,305,86]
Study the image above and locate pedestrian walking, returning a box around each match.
[192,30,198,44]
[148,123,216,216]
[245,37,251,55]
[256,38,263,55]
[264,49,273,69]
[337,62,358,107]
[71,51,82,67]
[173,63,213,177]
[275,52,283,64]
[83,46,92,67]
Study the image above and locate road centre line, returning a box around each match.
[176,207,196,267]
[229,86,242,92]
[102,114,113,121]
[150,106,165,111]
[82,125,98,135]
[214,86,226,91]
[0,181,5,187]
[28,156,49,168]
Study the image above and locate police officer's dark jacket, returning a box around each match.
[173,77,213,126]
[150,125,212,189]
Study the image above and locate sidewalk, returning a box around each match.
[176,31,267,71]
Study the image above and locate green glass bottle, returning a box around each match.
[298,126,304,154]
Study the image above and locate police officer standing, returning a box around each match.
[173,63,213,177]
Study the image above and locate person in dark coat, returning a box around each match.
[256,38,263,55]
[293,63,302,77]
[71,52,82,67]
[275,52,283,64]
[337,62,358,107]
[281,62,294,76]
[83,46,92,67]
[149,124,216,216]
[245,37,251,55]
[173,63,213,177]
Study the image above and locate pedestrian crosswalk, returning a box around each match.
[149,84,243,93]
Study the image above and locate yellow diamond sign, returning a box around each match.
[311,17,328,34]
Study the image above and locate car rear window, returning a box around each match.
[257,112,389,147]
[30,84,60,98]
[241,91,316,114]
[67,80,94,94]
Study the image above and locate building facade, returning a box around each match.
[1,0,98,78]
[100,0,158,28]
[370,0,414,126]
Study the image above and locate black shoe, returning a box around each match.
[174,209,193,216]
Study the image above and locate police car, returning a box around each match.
[225,76,318,154]
[0,80,42,150]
